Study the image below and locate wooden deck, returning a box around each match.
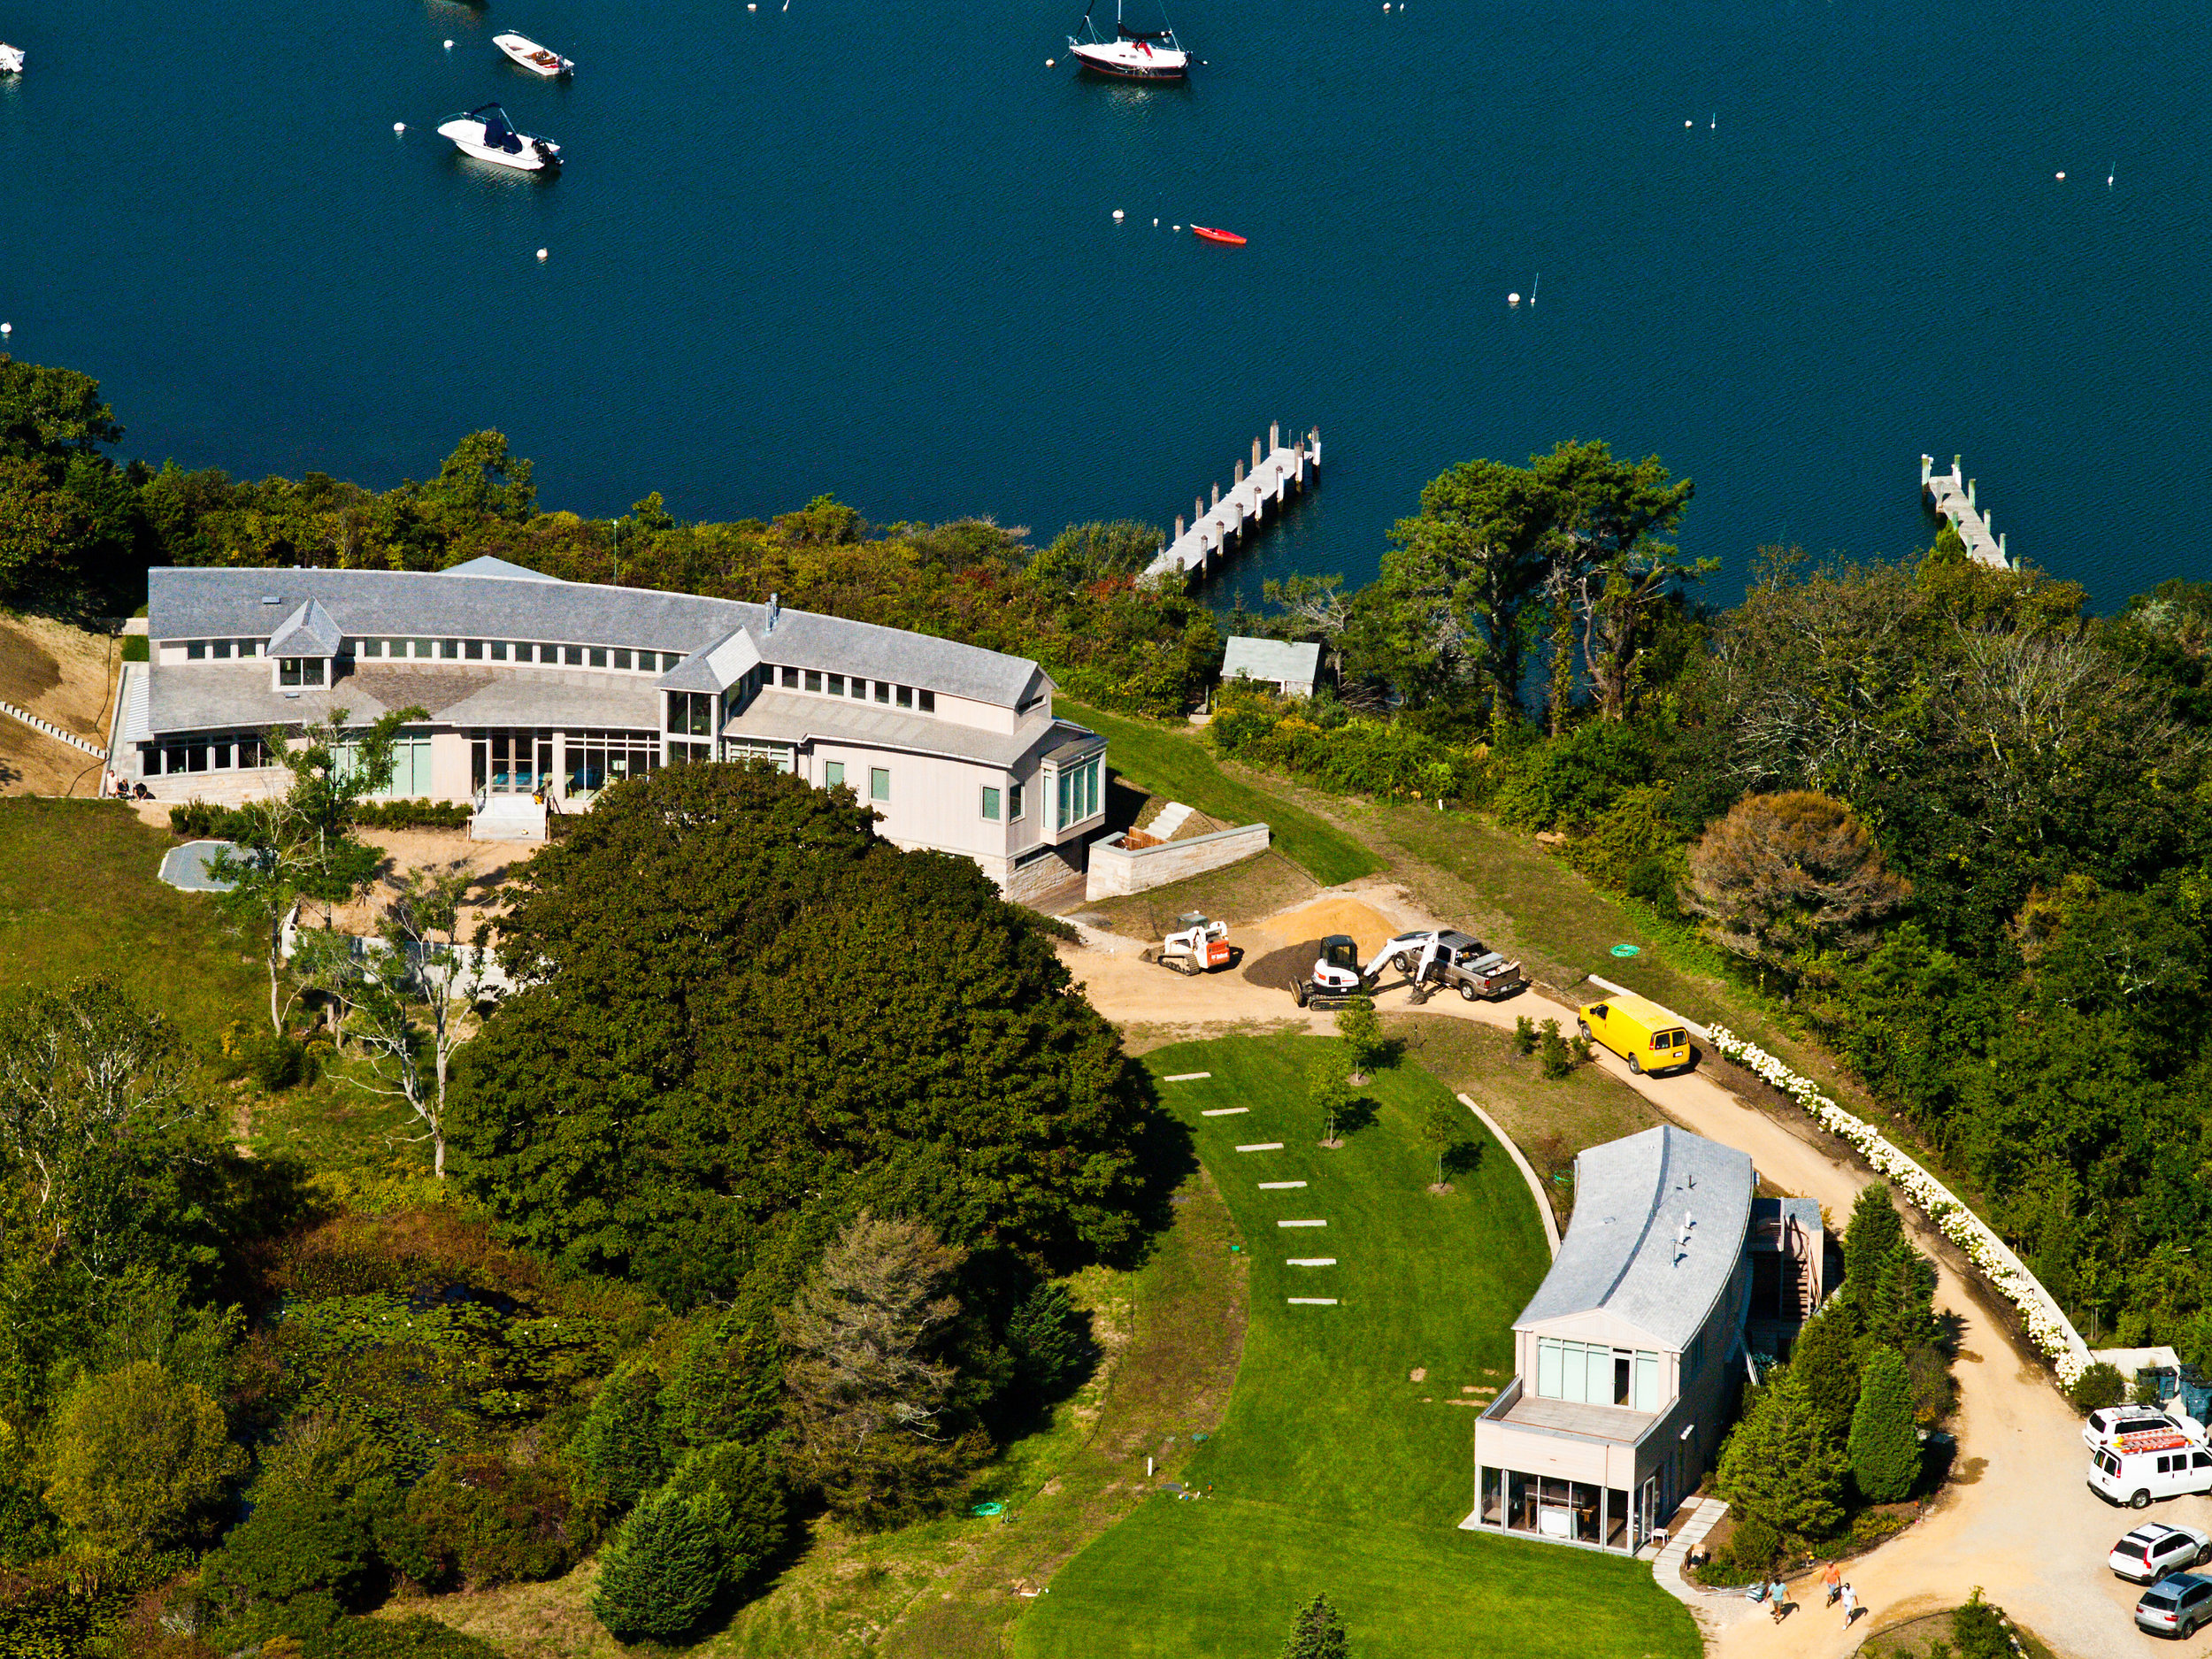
[1921,454,2009,568]
[1145,423,1321,581]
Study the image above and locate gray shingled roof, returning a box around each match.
[724,691,1087,770]
[1221,636,1322,687]
[267,600,343,657]
[145,662,658,736]
[147,566,1042,707]
[444,555,561,582]
[1513,1125,1755,1352]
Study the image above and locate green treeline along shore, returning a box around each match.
[3,349,2212,1652]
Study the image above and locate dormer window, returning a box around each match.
[279,657,326,687]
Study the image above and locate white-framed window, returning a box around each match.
[980,786,1002,821]
[870,766,890,803]
[278,657,326,687]
[827,673,846,696]
[1535,1338,1662,1410]
[1055,756,1102,829]
[725,740,794,772]
[824,761,846,790]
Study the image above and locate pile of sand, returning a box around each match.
[1264,897,1400,953]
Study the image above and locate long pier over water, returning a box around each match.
[1920,454,2010,569]
[1146,424,1321,581]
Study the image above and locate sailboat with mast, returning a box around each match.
[1067,0,1189,81]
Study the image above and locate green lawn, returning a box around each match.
[1057,701,1382,887]
[0,798,267,1032]
[1014,1035,1699,1659]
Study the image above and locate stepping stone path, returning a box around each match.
[1187,1067,1341,1309]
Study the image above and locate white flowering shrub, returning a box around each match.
[1706,1025,2090,1385]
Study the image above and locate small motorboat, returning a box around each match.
[1191,226,1246,246]
[437,103,564,172]
[1068,0,1187,81]
[0,43,24,73]
[494,33,574,77]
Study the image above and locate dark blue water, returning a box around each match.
[2,0,2202,612]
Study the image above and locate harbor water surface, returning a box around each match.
[2,0,2205,611]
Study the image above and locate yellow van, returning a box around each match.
[1576,994,1692,1076]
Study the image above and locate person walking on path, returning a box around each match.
[1823,1561,1842,1607]
[1769,1578,1791,1624]
[1840,1582,1860,1629]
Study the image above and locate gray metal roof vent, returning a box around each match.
[260,595,282,604]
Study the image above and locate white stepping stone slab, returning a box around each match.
[1286,1258,1336,1266]
[1164,1071,1211,1082]
[1201,1107,1249,1117]
[1287,1297,1340,1305]
[1257,1180,1307,1189]
[1236,1142,1284,1152]
[1278,1218,1327,1228]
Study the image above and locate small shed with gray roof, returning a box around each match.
[1219,636,1321,699]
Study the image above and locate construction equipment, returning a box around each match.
[1381,929,1527,1004]
[1143,912,1238,976]
[1292,934,1382,1010]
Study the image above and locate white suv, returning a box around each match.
[2113,1524,2212,1584]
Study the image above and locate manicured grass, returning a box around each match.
[1057,700,1383,887]
[1383,1014,1665,1229]
[1014,1034,1700,1659]
[0,798,266,1033]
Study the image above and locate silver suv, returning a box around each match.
[2139,1573,2212,1639]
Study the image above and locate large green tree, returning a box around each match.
[1847,1345,1921,1503]
[1714,1367,1846,1540]
[448,763,1150,1304]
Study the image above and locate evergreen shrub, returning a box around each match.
[1847,1347,1921,1503]
[2068,1363,2125,1415]
[590,1482,730,1641]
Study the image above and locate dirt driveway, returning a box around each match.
[1064,888,2184,1658]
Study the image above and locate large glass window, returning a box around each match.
[666,691,714,736]
[724,741,794,772]
[564,730,661,795]
[279,657,326,687]
[1634,1350,1662,1411]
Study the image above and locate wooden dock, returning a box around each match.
[1145,425,1321,581]
[1920,454,2010,569]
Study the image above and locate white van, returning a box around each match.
[2092,1436,2212,1509]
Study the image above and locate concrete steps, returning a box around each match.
[471,796,548,842]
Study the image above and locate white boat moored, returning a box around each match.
[436,104,564,173]
[494,33,574,77]
[1067,0,1187,81]
[0,43,25,74]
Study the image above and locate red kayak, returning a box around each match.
[1191,225,1247,245]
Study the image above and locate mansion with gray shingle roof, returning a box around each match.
[117,558,1108,897]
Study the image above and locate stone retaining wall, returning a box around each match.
[1084,822,1270,900]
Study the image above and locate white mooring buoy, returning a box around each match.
[2055,171,2065,180]
[442,38,453,49]
[1,324,12,336]
[1508,292,1521,305]
[1113,209,1125,221]
[393,121,405,133]
[536,248,549,261]
[1685,119,1694,128]
[1153,217,1159,226]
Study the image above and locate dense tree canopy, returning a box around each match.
[448,762,1152,1306]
